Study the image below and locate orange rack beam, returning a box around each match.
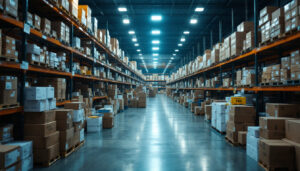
[93,96,108,101]
[0,107,23,116]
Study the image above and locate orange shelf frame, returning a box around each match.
[0,107,23,116]
[93,96,108,100]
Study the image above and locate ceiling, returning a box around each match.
[79,0,284,74]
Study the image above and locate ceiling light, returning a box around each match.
[153,61,158,64]
[183,31,190,35]
[132,38,137,42]
[118,7,127,12]
[139,54,142,56]
[151,15,162,21]
[195,7,204,12]
[123,18,130,24]
[178,43,183,46]
[151,30,161,35]
[153,58,158,60]
[152,47,159,50]
[190,18,198,24]
[180,38,186,42]
[134,43,139,46]
[128,30,135,34]
[137,49,141,52]
[173,54,176,56]
[171,57,174,60]
[153,53,159,56]
[152,40,160,44]
[175,49,179,52]
[140,57,143,59]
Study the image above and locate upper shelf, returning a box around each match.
[167,86,300,92]
[167,32,300,85]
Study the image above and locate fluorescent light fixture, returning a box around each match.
[151,15,162,21]
[151,30,161,35]
[153,58,158,60]
[134,43,139,46]
[152,40,160,44]
[139,54,142,56]
[180,38,186,42]
[123,18,130,24]
[190,18,198,24]
[171,57,174,60]
[178,43,183,46]
[152,47,159,50]
[128,30,135,34]
[137,49,141,52]
[195,7,204,12]
[132,38,137,42]
[118,7,127,12]
[175,49,179,52]
[153,53,159,56]
[140,57,143,59]
[153,61,158,64]
[183,31,190,35]
[173,54,176,56]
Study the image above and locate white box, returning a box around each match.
[246,144,259,161]
[87,116,102,126]
[27,43,41,55]
[45,99,50,111]
[87,125,102,133]
[25,87,47,100]
[73,109,84,122]
[80,129,85,142]
[46,87,54,99]
[246,134,259,148]
[247,126,260,138]
[6,141,32,159]
[49,98,56,110]
[21,155,33,171]
[24,100,47,112]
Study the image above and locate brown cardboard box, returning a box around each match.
[33,14,41,30]
[41,18,51,35]
[2,35,17,59]
[227,121,255,132]
[34,143,59,163]
[73,122,83,132]
[229,105,256,123]
[72,130,80,146]
[24,121,57,137]
[60,127,74,152]
[260,6,278,18]
[64,102,83,110]
[283,138,300,171]
[259,117,296,139]
[0,90,17,105]
[0,76,17,90]
[55,109,73,121]
[103,117,114,129]
[0,145,21,169]
[25,131,59,149]
[266,103,299,117]
[226,129,238,143]
[205,105,212,120]
[56,119,73,131]
[24,110,56,124]
[194,106,201,115]
[3,0,18,18]
[0,124,13,141]
[238,131,247,145]
[259,139,295,169]
[51,21,66,42]
[237,21,254,33]
[285,120,300,143]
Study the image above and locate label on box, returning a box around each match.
[24,23,30,34]
[42,35,47,40]
[10,91,15,97]
[5,82,12,90]
[10,0,16,6]
[21,61,28,70]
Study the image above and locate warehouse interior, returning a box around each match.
[0,0,300,170]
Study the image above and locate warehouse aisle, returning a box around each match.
[36,95,263,171]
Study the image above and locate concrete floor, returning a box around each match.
[36,95,263,171]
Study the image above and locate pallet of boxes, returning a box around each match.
[23,86,60,167]
[258,103,300,170]
[211,101,227,134]
[0,76,18,110]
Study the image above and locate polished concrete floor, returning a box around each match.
[36,95,263,171]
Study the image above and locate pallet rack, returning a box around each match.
[0,0,145,116]
[166,0,300,117]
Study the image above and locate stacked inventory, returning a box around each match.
[211,102,227,133]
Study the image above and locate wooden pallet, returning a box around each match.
[212,127,226,135]
[241,48,253,55]
[0,56,18,62]
[35,155,60,167]
[284,27,300,37]
[225,137,239,146]
[61,141,84,158]
[258,161,294,171]
[270,33,285,42]
[282,80,300,86]
[259,39,272,47]
[0,103,19,110]
[30,61,47,67]
[260,82,283,87]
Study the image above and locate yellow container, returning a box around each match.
[230,97,246,105]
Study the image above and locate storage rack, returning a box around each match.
[145,80,167,89]
[166,0,300,116]
[0,0,145,116]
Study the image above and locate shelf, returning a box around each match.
[167,32,300,85]
[146,80,167,82]
[56,100,71,106]
[167,85,300,92]
[0,107,23,116]
[93,96,108,100]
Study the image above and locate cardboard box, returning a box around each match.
[64,102,83,110]
[205,105,212,120]
[266,103,300,117]
[6,141,32,160]
[285,119,300,143]
[103,117,113,129]
[238,131,247,145]
[33,143,59,163]
[0,145,21,169]
[229,105,256,123]
[259,139,295,169]
[0,124,13,141]
[72,130,80,147]
[259,117,296,139]
[33,14,41,30]
[24,110,56,124]
[55,109,73,121]
[24,100,47,112]
[0,89,17,105]
[3,0,18,18]
[0,76,17,90]
[59,128,74,152]
[283,138,300,171]
[24,121,56,137]
[25,87,47,100]
[25,131,59,149]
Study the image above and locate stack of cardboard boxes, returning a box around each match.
[0,145,21,170]
[3,0,18,18]
[284,0,300,33]
[2,34,18,60]
[205,105,212,121]
[226,105,256,144]
[0,124,14,143]
[69,0,78,18]
[270,8,285,39]
[259,6,278,43]
[246,126,260,161]
[211,102,227,132]
[0,76,18,106]
[291,50,300,80]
